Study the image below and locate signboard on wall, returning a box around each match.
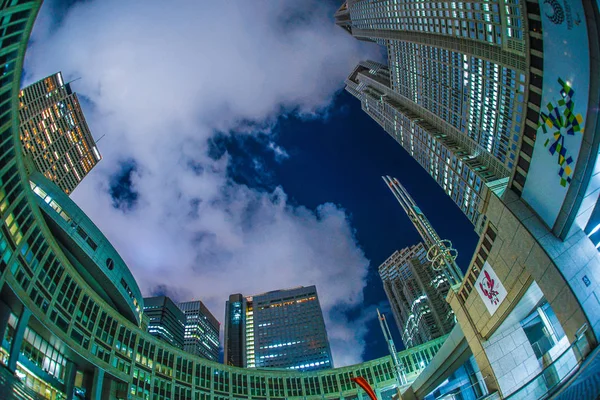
[475,262,508,316]
[521,0,590,228]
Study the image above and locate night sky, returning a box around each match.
[24,0,478,365]
[209,90,478,360]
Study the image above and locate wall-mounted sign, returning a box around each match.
[521,0,589,228]
[475,262,508,316]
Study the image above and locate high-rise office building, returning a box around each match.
[224,293,247,367]
[178,300,220,361]
[379,244,454,348]
[336,1,528,229]
[224,286,333,371]
[143,296,185,349]
[18,72,101,194]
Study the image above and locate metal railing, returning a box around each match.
[433,373,492,400]
[505,324,591,400]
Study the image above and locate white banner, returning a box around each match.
[475,262,508,316]
[521,0,589,227]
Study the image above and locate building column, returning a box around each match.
[446,290,501,396]
[64,361,77,400]
[8,308,31,373]
[91,367,105,400]
[0,299,12,347]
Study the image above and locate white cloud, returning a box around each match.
[25,0,381,366]
[268,142,289,162]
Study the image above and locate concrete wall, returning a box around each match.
[499,191,600,341]
[448,191,596,397]
[483,320,541,395]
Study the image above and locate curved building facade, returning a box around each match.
[0,4,446,400]
[0,1,599,400]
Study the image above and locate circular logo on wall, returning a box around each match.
[543,0,565,24]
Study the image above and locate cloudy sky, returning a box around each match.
[24,0,477,366]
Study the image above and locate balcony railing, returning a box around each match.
[505,324,592,400]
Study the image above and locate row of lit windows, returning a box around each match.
[348,0,517,46]
[389,40,524,170]
[367,96,486,225]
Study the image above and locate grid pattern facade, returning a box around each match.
[346,0,524,49]
[379,244,454,348]
[18,72,100,194]
[224,287,334,371]
[252,286,333,371]
[338,0,531,227]
[178,300,220,362]
[349,62,496,225]
[143,296,185,349]
[389,41,525,170]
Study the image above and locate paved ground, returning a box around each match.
[554,346,600,400]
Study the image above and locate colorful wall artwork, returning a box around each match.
[522,0,590,228]
[475,262,508,316]
[537,77,584,187]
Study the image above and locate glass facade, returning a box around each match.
[424,356,487,400]
[225,287,334,372]
[252,286,333,371]
[143,296,186,349]
[224,294,246,368]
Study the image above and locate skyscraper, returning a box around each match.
[143,296,186,349]
[224,294,247,367]
[336,1,528,229]
[379,244,454,348]
[18,72,101,194]
[224,286,333,371]
[178,300,220,361]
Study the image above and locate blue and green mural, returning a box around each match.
[538,78,584,187]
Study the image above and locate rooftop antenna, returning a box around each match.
[378,309,406,388]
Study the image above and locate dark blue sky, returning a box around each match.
[213,90,478,360]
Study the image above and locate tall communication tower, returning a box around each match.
[382,176,463,286]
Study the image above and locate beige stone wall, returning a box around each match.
[483,322,542,396]
[448,191,595,397]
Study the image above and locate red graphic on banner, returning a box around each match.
[479,271,500,305]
